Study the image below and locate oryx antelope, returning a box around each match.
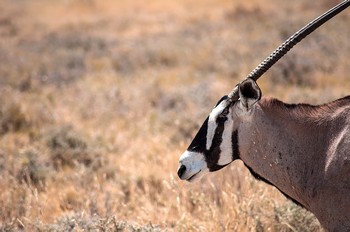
[177,1,350,231]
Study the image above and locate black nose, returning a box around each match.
[177,165,186,178]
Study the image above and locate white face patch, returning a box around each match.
[218,108,234,165]
[206,99,230,150]
[178,150,209,181]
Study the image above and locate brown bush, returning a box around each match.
[47,126,102,170]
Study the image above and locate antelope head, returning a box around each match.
[177,78,261,182]
[176,0,349,182]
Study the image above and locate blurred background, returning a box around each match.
[0,0,349,231]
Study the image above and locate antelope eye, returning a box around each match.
[217,108,229,121]
[217,116,226,123]
[222,107,229,116]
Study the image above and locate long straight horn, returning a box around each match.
[228,0,350,101]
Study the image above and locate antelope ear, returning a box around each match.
[238,78,261,111]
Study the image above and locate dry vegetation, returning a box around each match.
[0,0,349,231]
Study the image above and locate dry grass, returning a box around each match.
[0,0,349,231]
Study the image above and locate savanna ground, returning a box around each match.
[0,0,349,231]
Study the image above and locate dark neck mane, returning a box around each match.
[259,96,350,124]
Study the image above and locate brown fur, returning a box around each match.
[260,96,350,124]
[237,96,350,231]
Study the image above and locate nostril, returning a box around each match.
[177,165,186,178]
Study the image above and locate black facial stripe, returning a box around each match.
[232,130,240,160]
[187,117,209,153]
[205,114,227,171]
[207,129,240,172]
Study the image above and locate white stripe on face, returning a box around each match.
[206,99,229,150]
[218,108,233,165]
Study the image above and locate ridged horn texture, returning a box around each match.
[228,0,350,101]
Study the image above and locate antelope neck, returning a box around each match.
[237,98,329,209]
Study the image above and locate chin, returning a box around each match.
[186,169,208,182]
